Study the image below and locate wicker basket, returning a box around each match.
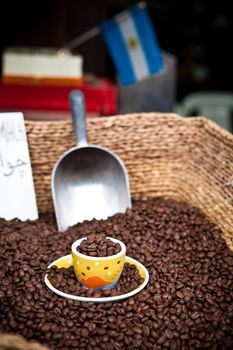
[1,112,233,350]
[26,113,233,249]
[0,332,49,350]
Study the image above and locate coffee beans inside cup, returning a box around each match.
[77,233,121,257]
[0,198,233,349]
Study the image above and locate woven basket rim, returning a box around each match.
[25,113,233,140]
[25,112,233,247]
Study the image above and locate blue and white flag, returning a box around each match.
[99,2,163,86]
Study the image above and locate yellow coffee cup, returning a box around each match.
[71,237,126,289]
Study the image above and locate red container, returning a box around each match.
[0,78,118,118]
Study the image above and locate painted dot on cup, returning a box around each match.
[86,266,90,270]
[104,266,109,270]
[82,272,86,276]
[117,260,121,264]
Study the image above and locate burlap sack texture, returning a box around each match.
[24,113,233,249]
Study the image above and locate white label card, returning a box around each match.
[0,113,38,221]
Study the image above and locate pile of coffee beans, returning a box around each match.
[77,233,121,257]
[48,263,144,297]
[0,198,233,350]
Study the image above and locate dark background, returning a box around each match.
[0,0,232,101]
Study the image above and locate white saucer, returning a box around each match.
[44,254,149,303]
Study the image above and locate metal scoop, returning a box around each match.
[52,91,131,231]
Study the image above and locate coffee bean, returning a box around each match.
[170,308,177,315]
[66,320,74,327]
[0,198,233,349]
[47,301,54,310]
[176,291,184,299]
[88,251,97,257]
[143,325,150,337]
[98,249,107,257]
[191,311,200,320]
[157,335,166,344]
[81,328,89,337]
[48,263,144,298]
[162,292,172,301]
[53,332,62,340]
[77,234,121,257]
[206,293,214,305]
[165,328,173,339]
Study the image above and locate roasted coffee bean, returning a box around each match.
[158,335,166,345]
[176,291,184,299]
[0,198,233,349]
[165,328,173,339]
[77,233,121,257]
[190,311,200,320]
[47,263,144,297]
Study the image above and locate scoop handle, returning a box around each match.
[69,90,88,147]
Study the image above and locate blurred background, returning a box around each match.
[0,0,232,131]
